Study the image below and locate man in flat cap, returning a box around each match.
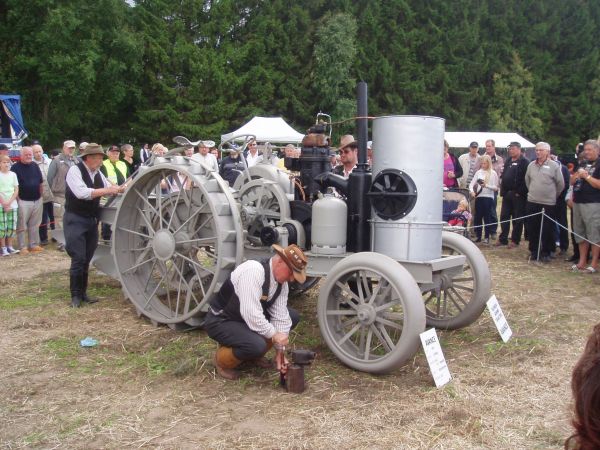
[64,143,124,308]
[205,244,308,380]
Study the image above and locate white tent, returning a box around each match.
[221,116,305,144]
[444,132,535,149]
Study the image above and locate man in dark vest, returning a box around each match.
[64,143,123,308]
[205,244,308,380]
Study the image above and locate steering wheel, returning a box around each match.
[219,134,257,184]
[218,134,257,155]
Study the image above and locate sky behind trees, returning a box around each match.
[1,0,598,152]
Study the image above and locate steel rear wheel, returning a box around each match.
[423,231,491,330]
[318,252,425,374]
[112,163,242,326]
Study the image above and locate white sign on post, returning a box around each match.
[419,328,451,388]
[486,295,512,343]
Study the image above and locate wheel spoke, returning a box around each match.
[326,309,358,316]
[335,280,361,306]
[167,181,185,230]
[452,283,474,293]
[375,316,403,330]
[174,198,208,234]
[177,236,217,245]
[121,255,154,274]
[378,323,397,350]
[174,251,215,277]
[374,299,400,313]
[382,311,404,321]
[117,226,151,240]
[452,277,473,283]
[449,287,469,307]
[370,323,393,352]
[336,323,362,346]
[363,328,373,360]
[136,206,156,236]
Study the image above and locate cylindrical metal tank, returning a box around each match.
[311,194,347,255]
[371,116,444,261]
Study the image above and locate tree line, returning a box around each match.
[1,0,598,152]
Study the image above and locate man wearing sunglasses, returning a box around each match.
[333,134,358,179]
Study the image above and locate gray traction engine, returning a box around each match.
[95,84,491,374]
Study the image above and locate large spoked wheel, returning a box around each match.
[318,252,426,374]
[423,231,491,330]
[112,163,242,326]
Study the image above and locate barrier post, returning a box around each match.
[536,208,545,261]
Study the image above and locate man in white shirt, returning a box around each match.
[458,142,481,189]
[64,144,123,308]
[204,244,308,380]
[190,140,219,172]
[245,139,261,167]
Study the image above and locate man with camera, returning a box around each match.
[571,140,600,273]
[524,142,564,262]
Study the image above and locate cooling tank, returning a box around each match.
[370,116,444,261]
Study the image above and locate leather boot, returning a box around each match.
[70,274,83,308]
[214,346,241,380]
[81,270,98,304]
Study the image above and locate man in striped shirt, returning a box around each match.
[205,244,308,380]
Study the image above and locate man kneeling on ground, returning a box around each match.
[205,244,308,380]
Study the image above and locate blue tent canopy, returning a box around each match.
[0,94,28,142]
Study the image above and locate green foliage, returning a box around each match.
[488,52,545,140]
[0,0,598,148]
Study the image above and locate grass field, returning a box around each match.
[0,242,598,449]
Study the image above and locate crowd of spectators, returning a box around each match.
[1,135,598,277]
[446,137,599,272]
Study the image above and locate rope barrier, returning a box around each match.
[460,209,600,249]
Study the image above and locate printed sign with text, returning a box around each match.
[420,328,451,388]
[486,295,512,343]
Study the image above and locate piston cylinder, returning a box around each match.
[371,116,444,261]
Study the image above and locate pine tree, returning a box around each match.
[488,52,545,141]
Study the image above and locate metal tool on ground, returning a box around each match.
[280,349,316,394]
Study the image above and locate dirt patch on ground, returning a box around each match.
[0,242,598,449]
[0,242,70,282]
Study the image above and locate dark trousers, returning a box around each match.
[555,198,569,251]
[525,202,556,258]
[489,191,498,235]
[498,191,526,244]
[64,211,99,280]
[39,201,55,243]
[474,196,494,240]
[204,308,300,361]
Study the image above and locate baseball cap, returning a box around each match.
[469,141,479,148]
[64,140,76,148]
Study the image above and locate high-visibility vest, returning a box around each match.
[102,159,127,185]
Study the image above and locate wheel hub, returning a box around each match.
[153,229,176,261]
[356,305,376,325]
[439,273,453,290]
